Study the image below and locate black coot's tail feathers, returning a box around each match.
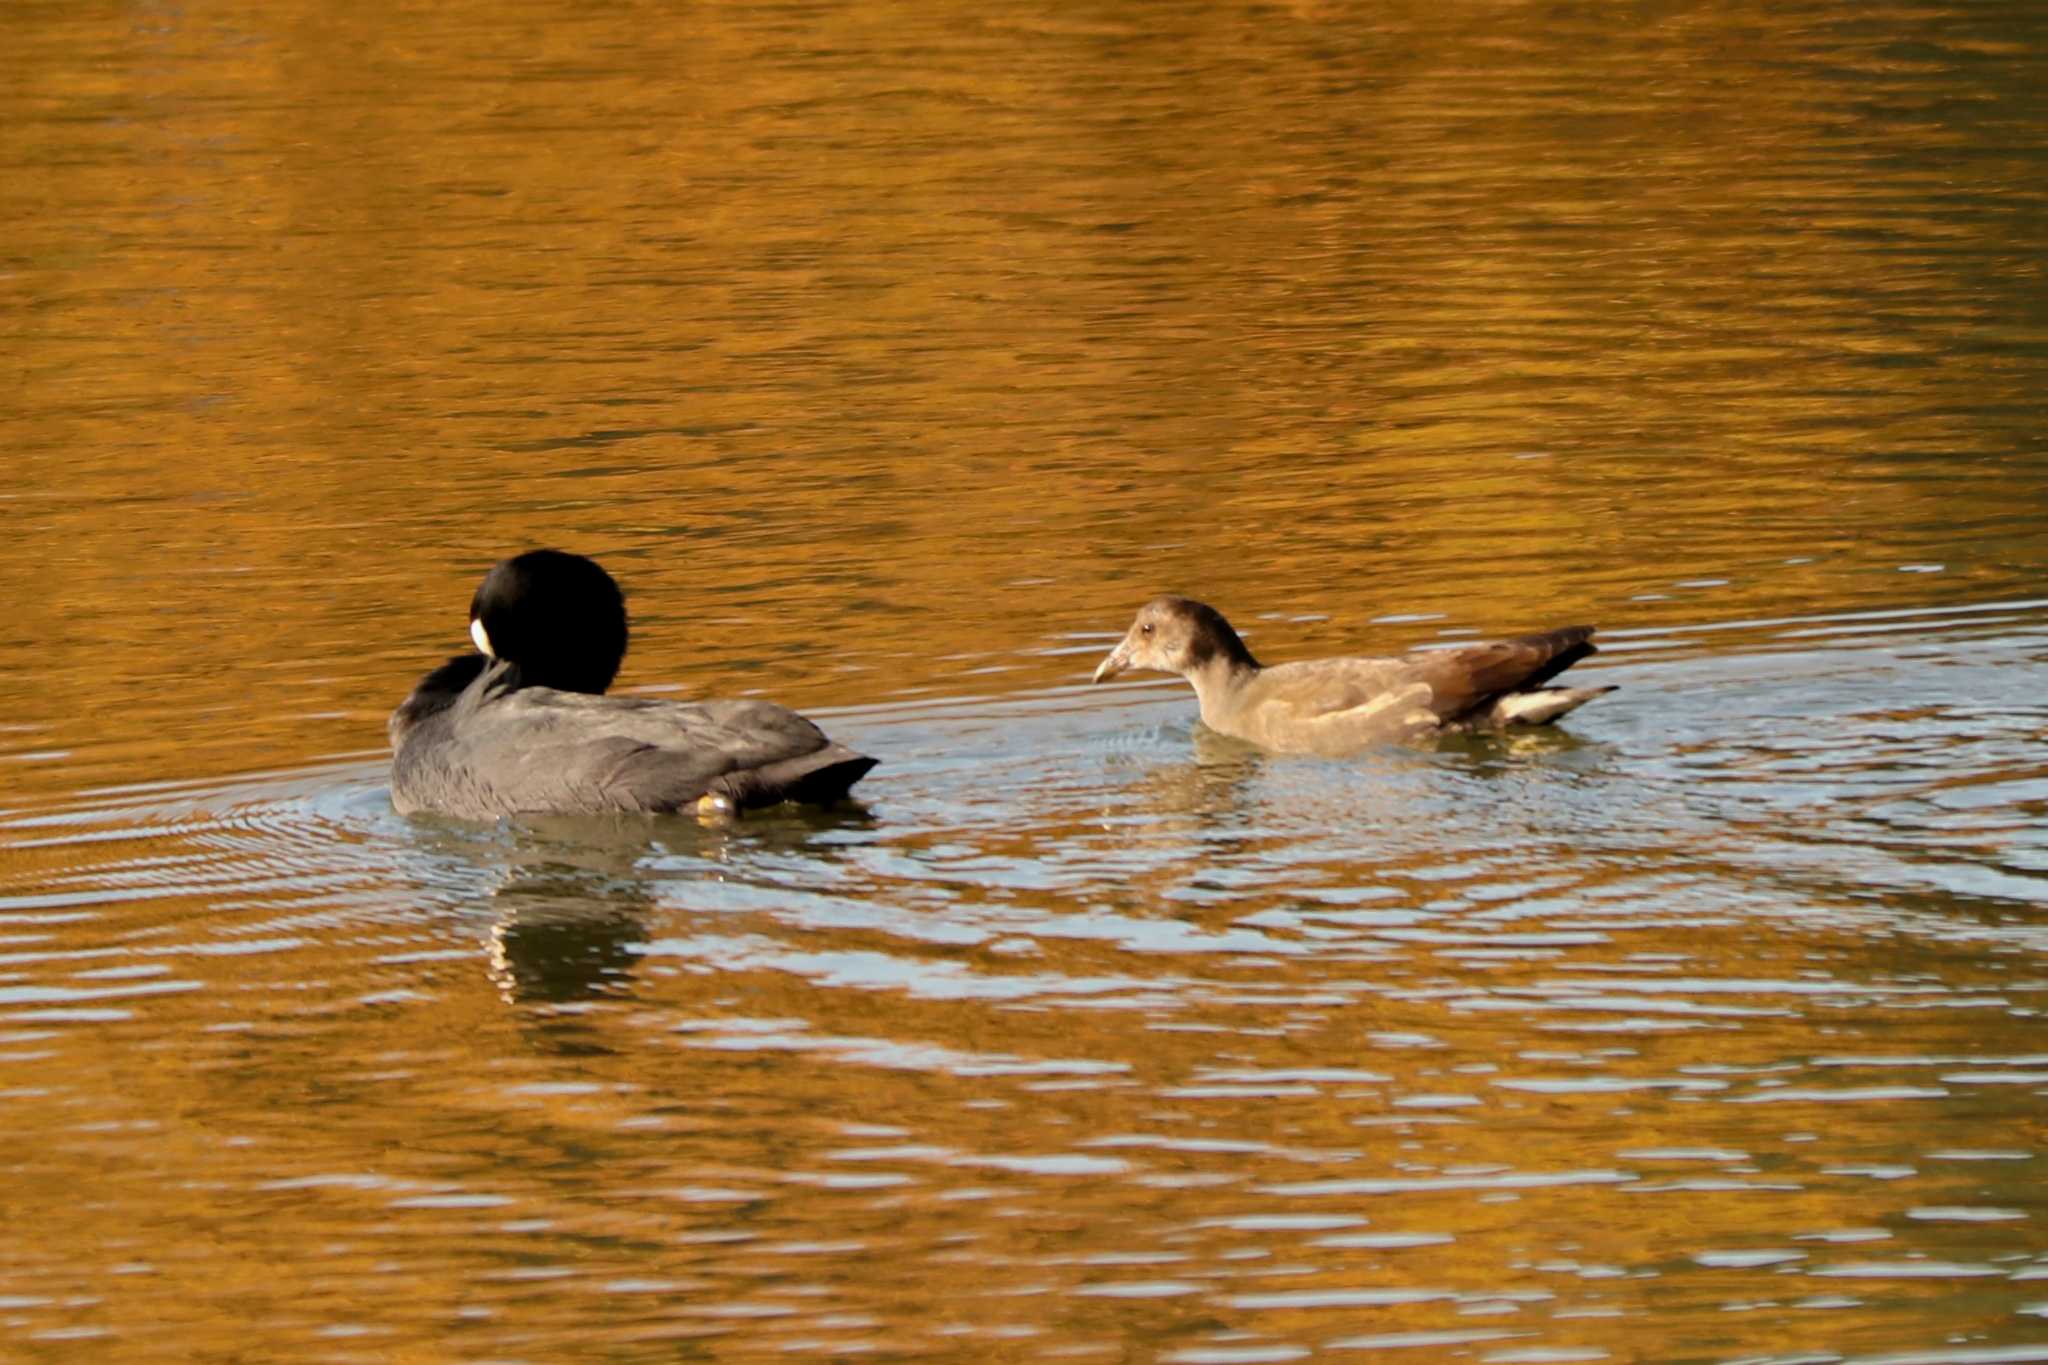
[710,744,879,811]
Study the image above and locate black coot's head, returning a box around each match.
[467,549,629,695]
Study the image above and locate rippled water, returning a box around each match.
[6,0,2048,1358]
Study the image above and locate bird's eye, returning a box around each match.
[1140,623,1154,636]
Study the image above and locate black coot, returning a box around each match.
[390,550,876,819]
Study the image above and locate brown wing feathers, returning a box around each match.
[1410,626,1598,723]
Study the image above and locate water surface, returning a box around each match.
[5,0,2048,1358]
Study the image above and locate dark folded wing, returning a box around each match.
[1407,627,1598,724]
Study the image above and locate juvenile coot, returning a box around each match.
[390,550,876,819]
[1091,596,1613,755]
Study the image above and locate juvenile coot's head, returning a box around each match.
[468,549,628,695]
[1092,596,1260,683]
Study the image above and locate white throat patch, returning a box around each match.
[470,619,495,658]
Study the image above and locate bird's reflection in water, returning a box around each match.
[469,818,666,1055]
[1114,721,1605,867]
[1168,726,1269,819]
[463,805,877,1050]
[1430,723,1598,773]
[488,877,649,1002]
[1096,725,1276,875]
[1129,723,1455,826]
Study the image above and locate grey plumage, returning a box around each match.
[391,661,874,819]
[389,552,875,820]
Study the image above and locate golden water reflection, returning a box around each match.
[4,0,2048,1357]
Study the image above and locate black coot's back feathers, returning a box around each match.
[390,551,875,820]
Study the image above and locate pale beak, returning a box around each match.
[470,618,495,658]
[1092,639,1132,684]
